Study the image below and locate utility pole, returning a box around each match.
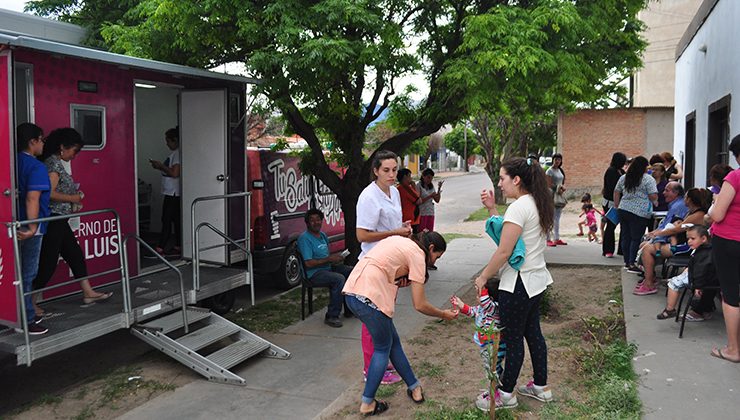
[463,120,468,172]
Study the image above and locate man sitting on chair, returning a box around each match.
[297,209,353,328]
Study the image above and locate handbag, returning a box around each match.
[553,190,568,208]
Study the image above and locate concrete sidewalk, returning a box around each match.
[622,270,739,419]
[117,239,618,420]
[118,238,494,420]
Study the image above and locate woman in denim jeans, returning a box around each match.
[342,232,458,416]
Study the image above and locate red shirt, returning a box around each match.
[398,182,421,225]
[713,169,740,242]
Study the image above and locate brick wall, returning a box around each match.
[557,108,648,198]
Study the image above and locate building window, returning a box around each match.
[684,111,696,189]
[70,104,106,149]
[707,95,731,171]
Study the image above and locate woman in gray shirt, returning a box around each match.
[546,153,567,247]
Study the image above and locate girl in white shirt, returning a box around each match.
[355,150,412,384]
[474,157,555,411]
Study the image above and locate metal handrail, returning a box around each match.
[6,208,127,367]
[122,235,188,333]
[190,192,253,305]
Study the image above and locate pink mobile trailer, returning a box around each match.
[0,25,295,375]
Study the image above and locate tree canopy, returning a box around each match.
[29,0,648,254]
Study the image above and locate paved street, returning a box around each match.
[434,171,494,231]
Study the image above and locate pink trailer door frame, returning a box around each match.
[0,49,19,327]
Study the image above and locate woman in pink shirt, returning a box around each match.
[709,135,740,363]
[343,232,458,416]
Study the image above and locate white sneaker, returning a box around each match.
[517,380,553,402]
[476,389,518,411]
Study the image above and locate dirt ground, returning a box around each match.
[321,264,623,419]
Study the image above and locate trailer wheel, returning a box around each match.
[203,290,236,315]
[278,241,302,290]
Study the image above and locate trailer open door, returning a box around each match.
[180,89,228,264]
[0,49,18,327]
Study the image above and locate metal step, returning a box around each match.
[138,307,210,334]
[176,322,240,351]
[206,339,271,370]
[131,310,290,385]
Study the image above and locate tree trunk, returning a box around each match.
[339,186,361,264]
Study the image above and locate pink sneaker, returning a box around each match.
[363,369,402,385]
[633,284,657,296]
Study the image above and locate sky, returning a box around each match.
[1,1,27,13]
[0,0,430,103]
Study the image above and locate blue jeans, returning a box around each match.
[618,210,650,265]
[20,235,43,323]
[345,296,419,404]
[308,265,352,318]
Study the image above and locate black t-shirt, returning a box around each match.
[602,166,624,202]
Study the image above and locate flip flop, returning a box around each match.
[710,347,740,363]
[83,292,113,305]
[407,387,425,404]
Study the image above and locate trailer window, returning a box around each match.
[70,104,106,149]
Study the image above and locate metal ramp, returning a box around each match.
[131,307,290,385]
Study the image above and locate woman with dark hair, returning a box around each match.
[708,135,740,363]
[356,149,412,385]
[661,151,683,181]
[474,157,555,410]
[614,156,659,275]
[33,128,111,314]
[545,153,566,246]
[397,168,421,233]
[343,231,457,416]
[636,187,712,295]
[416,168,442,232]
[651,162,669,211]
[150,127,181,255]
[602,152,627,257]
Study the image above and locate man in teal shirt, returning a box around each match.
[297,209,353,327]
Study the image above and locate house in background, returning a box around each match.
[674,0,739,189]
[557,0,702,195]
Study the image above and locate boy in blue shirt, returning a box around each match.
[15,123,51,335]
[297,209,353,327]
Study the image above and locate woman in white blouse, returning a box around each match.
[474,157,555,411]
[355,150,413,385]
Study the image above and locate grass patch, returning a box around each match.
[227,287,330,332]
[408,336,433,346]
[441,233,480,242]
[375,383,401,399]
[464,205,508,222]
[415,361,446,378]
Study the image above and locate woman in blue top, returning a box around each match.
[613,156,658,273]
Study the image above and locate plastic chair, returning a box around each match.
[675,274,721,339]
[298,252,332,320]
[664,254,690,278]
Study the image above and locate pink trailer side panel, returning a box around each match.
[14,50,136,297]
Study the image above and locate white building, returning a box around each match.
[674,0,739,189]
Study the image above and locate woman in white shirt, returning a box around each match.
[474,157,555,411]
[149,127,181,255]
[355,150,413,385]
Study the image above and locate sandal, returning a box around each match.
[362,399,389,417]
[656,308,676,320]
[407,387,425,404]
